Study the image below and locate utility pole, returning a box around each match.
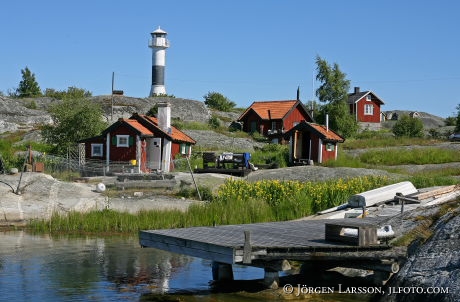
[111,72,114,122]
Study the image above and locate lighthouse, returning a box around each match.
[149,27,170,96]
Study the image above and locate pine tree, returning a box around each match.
[16,67,42,98]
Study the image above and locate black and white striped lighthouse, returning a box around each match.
[149,27,170,96]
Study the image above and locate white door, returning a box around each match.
[147,138,162,170]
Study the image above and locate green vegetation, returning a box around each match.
[41,98,107,154]
[315,56,358,138]
[14,67,42,98]
[359,147,460,165]
[203,91,236,112]
[342,135,441,150]
[27,176,392,234]
[43,86,92,100]
[250,144,289,167]
[456,103,460,133]
[392,114,424,137]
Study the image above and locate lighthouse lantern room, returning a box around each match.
[149,27,170,97]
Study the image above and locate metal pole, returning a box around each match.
[111,72,114,122]
[185,156,201,201]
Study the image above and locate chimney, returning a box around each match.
[157,102,171,133]
[296,86,300,101]
[354,87,360,94]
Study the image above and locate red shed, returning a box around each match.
[284,121,345,164]
[237,100,313,143]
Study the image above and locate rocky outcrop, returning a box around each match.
[0,173,107,222]
[0,95,210,134]
[90,95,210,123]
[183,130,265,151]
[0,97,52,133]
[378,205,460,302]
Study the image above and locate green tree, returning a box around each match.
[42,98,107,154]
[16,67,42,98]
[392,115,424,137]
[455,104,460,133]
[203,91,236,112]
[44,86,92,100]
[315,56,358,137]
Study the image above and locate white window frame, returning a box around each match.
[326,143,335,151]
[91,144,103,157]
[116,135,130,147]
[366,94,372,101]
[364,104,374,115]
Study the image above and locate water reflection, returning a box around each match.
[0,231,195,301]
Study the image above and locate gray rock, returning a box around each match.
[0,96,52,133]
[379,207,460,302]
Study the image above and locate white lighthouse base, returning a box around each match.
[150,85,166,97]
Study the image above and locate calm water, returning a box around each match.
[0,231,268,301]
[0,231,374,302]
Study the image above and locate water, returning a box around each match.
[0,231,376,301]
[0,231,267,301]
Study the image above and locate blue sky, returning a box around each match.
[1,0,459,118]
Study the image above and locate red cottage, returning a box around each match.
[284,121,345,164]
[81,103,195,173]
[348,87,385,130]
[237,100,313,143]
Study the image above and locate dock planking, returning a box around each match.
[139,217,401,265]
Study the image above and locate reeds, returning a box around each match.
[27,176,392,234]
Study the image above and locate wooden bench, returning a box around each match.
[325,222,378,246]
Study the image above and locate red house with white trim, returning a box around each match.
[348,87,385,130]
[80,103,195,173]
[237,100,313,143]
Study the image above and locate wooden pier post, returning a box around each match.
[264,268,279,289]
[212,261,234,281]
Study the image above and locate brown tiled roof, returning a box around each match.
[239,100,299,120]
[138,115,196,144]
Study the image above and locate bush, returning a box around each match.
[203,91,236,112]
[208,116,221,129]
[392,115,424,137]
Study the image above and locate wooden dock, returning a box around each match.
[140,217,406,288]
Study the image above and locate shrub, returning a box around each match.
[392,115,424,137]
[203,91,236,112]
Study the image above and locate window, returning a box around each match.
[180,144,191,155]
[271,121,277,130]
[326,143,335,151]
[366,94,372,101]
[91,144,103,157]
[364,104,374,115]
[116,135,130,147]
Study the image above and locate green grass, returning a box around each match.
[343,136,442,150]
[359,148,460,165]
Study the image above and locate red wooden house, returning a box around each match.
[237,100,313,143]
[81,103,195,173]
[283,121,345,164]
[348,87,385,130]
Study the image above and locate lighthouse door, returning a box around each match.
[147,138,162,170]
